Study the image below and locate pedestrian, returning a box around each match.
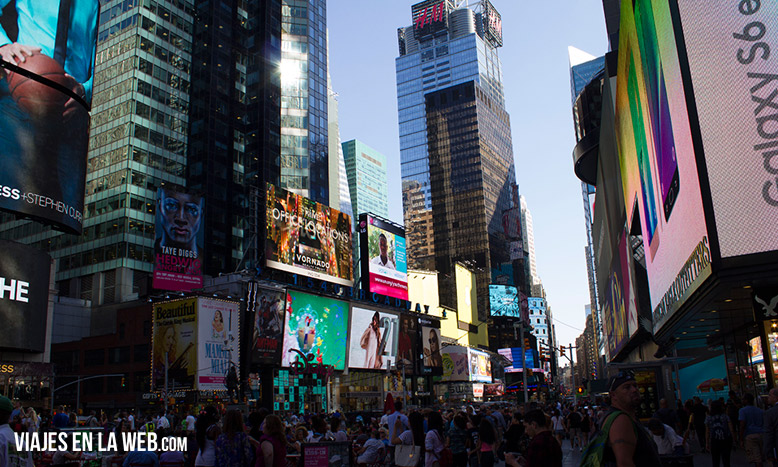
[256,414,288,467]
[763,388,778,464]
[653,398,679,433]
[425,411,446,467]
[565,406,582,450]
[505,408,561,467]
[706,399,734,467]
[393,411,425,466]
[740,392,765,467]
[476,417,499,467]
[0,395,33,466]
[194,406,220,467]
[647,418,684,456]
[550,409,565,447]
[215,409,254,466]
[692,397,709,452]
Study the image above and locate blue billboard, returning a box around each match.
[489,284,519,317]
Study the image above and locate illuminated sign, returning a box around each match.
[359,214,409,301]
[412,0,450,39]
[483,0,503,47]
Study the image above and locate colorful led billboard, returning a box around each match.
[489,284,519,318]
[197,298,240,391]
[281,291,349,370]
[615,0,711,333]
[359,214,408,300]
[348,307,399,370]
[420,317,442,375]
[468,348,492,383]
[499,347,540,373]
[675,1,778,259]
[152,298,198,390]
[249,285,286,365]
[442,346,469,382]
[397,314,418,373]
[266,183,353,287]
[153,184,204,292]
[601,226,639,357]
[0,2,98,234]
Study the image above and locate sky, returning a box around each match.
[328,0,610,350]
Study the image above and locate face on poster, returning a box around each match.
[397,314,418,371]
[348,307,399,370]
[153,184,205,291]
[0,1,99,234]
[468,348,492,383]
[422,326,443,372]
[152,298,197,390]
[265,183,353,286]
[197,298,240,391]
[366,216,408,300]
[281,291,350,370]
[615,0,710,333]
[251,288,286,364]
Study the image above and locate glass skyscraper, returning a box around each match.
[342,140,389,219]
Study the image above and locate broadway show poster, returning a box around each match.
[397,314,418,373]
[0,1,99,234]
[281,290,349,370]
[266,183,353,287]
[197,298,240,391]
[153,184,205,291]
[348,307,399,370]
[250,286,286,365]
[152,298,197,390]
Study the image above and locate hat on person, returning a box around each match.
[0,396,13,413]
[608,370,636,392]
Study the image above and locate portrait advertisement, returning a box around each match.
[152,183,205,291]
[249,286,286,365]
[348,307,399,370]
[363,214,408,300]
[197,298,240,391]
[421,325,443,373]
[152,298,197,390]
[0,0,99,233]
[397,314,418,373]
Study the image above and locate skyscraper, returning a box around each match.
[342,140,389,219]
[519,195,539,286]
[397,0,520,319]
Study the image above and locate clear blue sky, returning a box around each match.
[328,0,609,350]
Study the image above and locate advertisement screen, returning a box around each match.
[615,0,711,333]
[249,285,286,365]
[348,307,399,370]
[420,319,442,374]
[152,184,204,292]
[468,348,492,383]
[266,183,353,286]
[675,1,778,258]
[281,291,349,370]
[601,227,638,357]
[750,337,764,365]
[152,298,197,390]
[0,1,98,234]
[489,284,519,318]
[442,346,469,382]
[0,240,51,352]
[397,314,418,373]
[361,214,409,300]
[499,347,541,373]
[197,298,240,391]
[412,0,450,39]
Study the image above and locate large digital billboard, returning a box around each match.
[266,183,353,287]
[601,226,639,357]
[675,1,778,259]
[197,298,240,391]
[482,0,503,47]
[359,214,408,300]
[420,317,442,375]
[489,284,519,318]
[153,184,204,292]
[281,291,349,370]
[412,0,451,39]
[0,1,99,234]
[468,348,492,383]
[348,307,399,370]
[499,347,541,373]
[152,298,198,390]
[0,240,52,352]
[249,284,286,365]
[442,346,469,382]
[615,0,711,333]
[397,314,418,373]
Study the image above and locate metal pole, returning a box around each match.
[164,351,169,415]
[521,325,528,403]
[77,379,80,415]
[570,344,577,406]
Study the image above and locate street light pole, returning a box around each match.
[570,343,577,406]
[513,322,528,404]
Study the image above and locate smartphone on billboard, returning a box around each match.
[634,0,680,222]
[627,55,660,256]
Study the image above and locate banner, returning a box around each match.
[348,307,399,370]
[197,298,240,391]
[152,298,197,390]
[0,1,99,234]
[266,183,353,286]
[360,214,409,300]
[249,286,286,365]
[281,291,350,370]
[153,184,204,291]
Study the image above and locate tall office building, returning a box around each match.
[0,0,195,303]
[519,195,539,286]
[397,0,520,319]
[328,86,353,218]
[342,140,389,219]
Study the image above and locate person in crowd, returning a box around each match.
[763,388,778,464]
[425,411,446,467]
[692,396,709,451]
[446,413,469,467]
[647,418,684,456]
[565,405,583,450]
[159,433,186,466]
[123,425,159,467]
[0,396,33,467]
[330,416,348,442]
[215,409,254,466]
[257,414,287,467]
[466,413,482,466]
[653,398,679,433]
[505,408,561,467]
[740,392,766,467]
[307,415,334,442]
[194,406,220,467]
[476,417,499,467]
[706,399,735,467]
[504,411,525,455]
[356,429,385,466]
[387,401,410,448]
[550,409,565,447]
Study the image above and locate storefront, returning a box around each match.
[0,362,53,410]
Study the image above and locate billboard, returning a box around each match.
[249,285,286,365]
[675,1,778,258]
[0,240,52,352]
[0,1,98,234]
[482,0,503,47]
[499,347,541,373]
[281,291,349,370]
[359,214,409,300]
[152,298,197,390]
[348,307,400,370]
[442,346,469,382]
[420,318,442,374]
[489,284,519,317]
[601,227,638,357]
[397,314,418,373]
[468,348,492,383]
[197,298,240,391]
[412,0,451,39]
[615,0,711,332]
[152,184,204,292]
[266,183,353,286]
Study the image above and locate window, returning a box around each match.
[108,346,131,364]
[84,349,105,367]
[134,344,150,363]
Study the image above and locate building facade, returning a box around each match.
[342,140,389,218]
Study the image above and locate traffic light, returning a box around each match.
[577,386,583,394]
[560,345,565,354]
[121,377,126,387]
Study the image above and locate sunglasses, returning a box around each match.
[609,370,635,392]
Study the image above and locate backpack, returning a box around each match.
[435,430,453,467]
[580,410,627,467]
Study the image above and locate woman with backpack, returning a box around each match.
[425,411,449,467]
[705,399,735,467]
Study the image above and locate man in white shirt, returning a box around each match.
[156,411,171,430]
[648,418,684,456]
[386,402,409,446]
[186,412,196,433]
[370,234,396,270]
[357,430,385,464]
[127,411,135,431]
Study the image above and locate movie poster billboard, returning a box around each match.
[348,307,399,370]
[266,183,353,286]
[420,318,442,375]
[359,214,409,300]
[197,298,240,391]
[152,298,197,390]
[469,348,492,383]
[0,240,52,353]
[397,314,418,374]
[249,284,286,365]
[153,184,205,292]
[489,285,520,318]
[281,291,350,370]
[0,1,98,234]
